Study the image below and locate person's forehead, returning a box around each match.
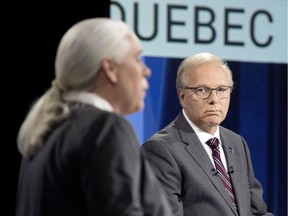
[186,64,230,83]
[127,35,142,54]
[187,63,224,75]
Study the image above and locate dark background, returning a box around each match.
[6,3,109,213]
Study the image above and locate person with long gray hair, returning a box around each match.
[16,18,172,216]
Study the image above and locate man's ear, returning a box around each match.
[101,59,118,84]
[178,89,186,106]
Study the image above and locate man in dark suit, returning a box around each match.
[141,52,273,216]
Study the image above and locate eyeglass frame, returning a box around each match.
[184,86,233,99]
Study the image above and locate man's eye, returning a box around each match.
[217,87,226,92]
[196,87,207,92]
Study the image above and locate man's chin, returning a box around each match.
[206,117,221,126]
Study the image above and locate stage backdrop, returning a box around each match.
[111,0,287,215]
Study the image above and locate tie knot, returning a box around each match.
[206,137,220,149]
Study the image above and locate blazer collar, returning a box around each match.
[175,112,239,215]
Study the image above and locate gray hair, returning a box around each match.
[176,52,233,90]
[17,18,137,157]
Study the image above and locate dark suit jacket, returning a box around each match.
[16,104,172,216]
[141,112,273,216]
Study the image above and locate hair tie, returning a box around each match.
[52,80,67,94]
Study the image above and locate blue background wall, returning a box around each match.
[126,57,287,215]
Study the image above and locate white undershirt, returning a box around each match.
[182,109,229,172]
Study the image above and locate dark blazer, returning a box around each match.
[141,112,273,216]
[16,104,172,216]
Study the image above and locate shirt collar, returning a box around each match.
[63,91,114,112]
[182,109,221,144]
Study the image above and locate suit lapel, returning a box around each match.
[175,113,239,215]
[220,130,243,215]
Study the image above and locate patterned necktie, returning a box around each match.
[206,137,237,209]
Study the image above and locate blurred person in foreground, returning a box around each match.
[16,18,172,216]
[141,52,273,216]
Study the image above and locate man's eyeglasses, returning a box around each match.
[184,86,233,99]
